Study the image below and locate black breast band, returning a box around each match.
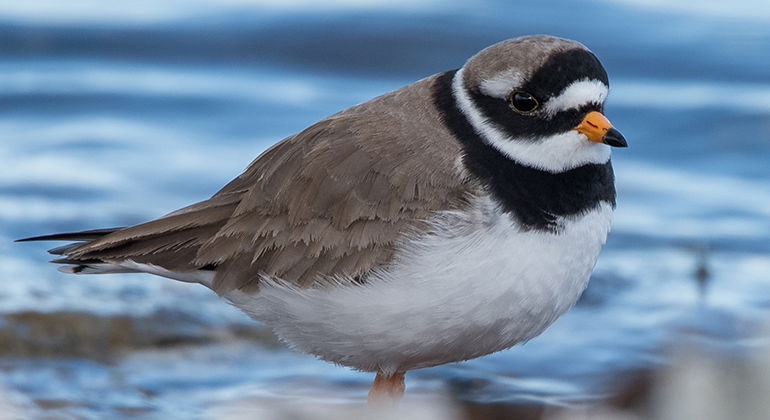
[432,70,616,232]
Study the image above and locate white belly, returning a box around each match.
[228,197,613,373]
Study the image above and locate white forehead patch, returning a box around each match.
[543,79,608,116]
[479,70,525,98]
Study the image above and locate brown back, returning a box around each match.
[68,73,474,293]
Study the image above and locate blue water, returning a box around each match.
[2,0,770,418]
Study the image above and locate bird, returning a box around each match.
[18,35,627,404]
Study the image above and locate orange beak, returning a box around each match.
[575,111,628,147]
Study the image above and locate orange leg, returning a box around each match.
[367,371,406,406]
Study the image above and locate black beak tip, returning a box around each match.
[603,127,628,148]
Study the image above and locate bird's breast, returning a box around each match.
[369,195,614,360]
[230,195,613,373]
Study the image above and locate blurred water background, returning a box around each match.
[2,0,770,418]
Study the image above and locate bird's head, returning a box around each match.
[454,35,627,173]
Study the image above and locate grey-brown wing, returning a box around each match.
[64,74,472,293]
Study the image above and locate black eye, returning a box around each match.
[508,91,540,114]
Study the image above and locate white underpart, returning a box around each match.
[455,68,611,173]
[543,79,608,116]
[227,197,613,374]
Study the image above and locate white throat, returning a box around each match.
[452,67,611,173]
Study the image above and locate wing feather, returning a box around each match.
[52,73,475,293]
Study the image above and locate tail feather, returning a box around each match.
[49,257,105,265]
[16,195,239,286]
[57,263,136,274]
[17,227,123,274]
[15,228,124,243]
[47,243,89,256]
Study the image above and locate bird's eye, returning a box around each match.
[507,91,540,114]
